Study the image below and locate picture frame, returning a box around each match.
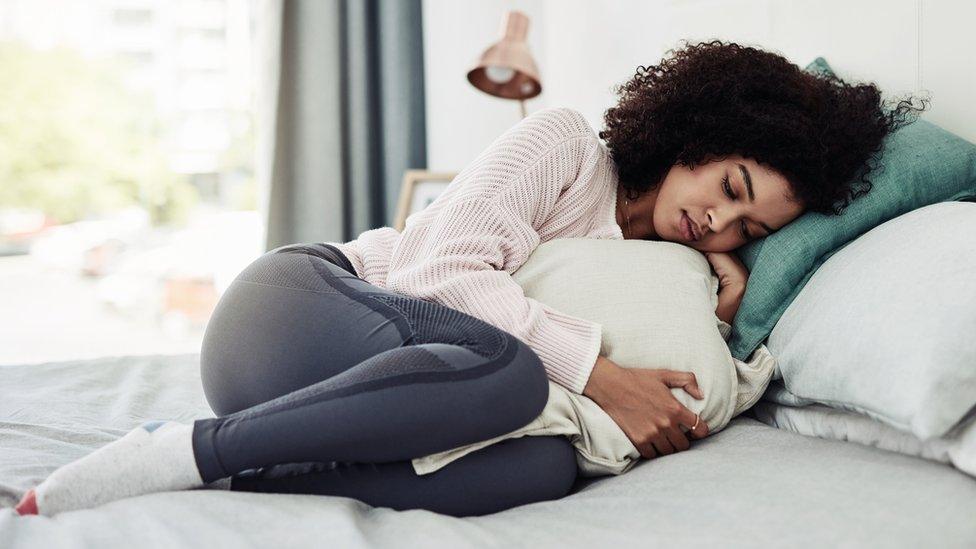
[394,170,458,231]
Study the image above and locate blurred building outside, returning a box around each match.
[0,0,264,365]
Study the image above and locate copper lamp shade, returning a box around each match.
[466,10,542,118]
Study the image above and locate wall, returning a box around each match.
[422,0,974,172]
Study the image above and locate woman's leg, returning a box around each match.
[17,243,578,517]
[230,435,579,517]
[193,242,551,475]
[195,243,577,516]
[191,327,549,479]
[199,242,412,417]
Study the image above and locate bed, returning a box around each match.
[3,353,975,548]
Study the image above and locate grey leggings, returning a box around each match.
[194,242,578,516]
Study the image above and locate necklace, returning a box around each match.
[618,194,633,239]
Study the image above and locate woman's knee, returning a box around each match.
[377,293,551,429]
[499,436,578,504]
[419,435,578,516]
[456,333,550,432]
[503,336,551,424]
[437,436,578,516]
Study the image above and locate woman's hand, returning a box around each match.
[583,356,709,459]
[705,252,748,325]
[704,251,749,291]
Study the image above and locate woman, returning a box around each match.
[15,40,925,517]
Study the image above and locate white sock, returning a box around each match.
[34,420,204,516]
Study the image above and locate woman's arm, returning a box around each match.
[385,107,608,395]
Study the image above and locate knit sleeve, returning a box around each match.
[385,108,605,394]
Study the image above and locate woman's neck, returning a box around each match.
[616,182,659,240]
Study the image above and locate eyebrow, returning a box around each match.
[737,162,777,236]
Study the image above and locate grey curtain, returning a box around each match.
[258,0,427,252]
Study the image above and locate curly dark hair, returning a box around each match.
[599,40,930,216]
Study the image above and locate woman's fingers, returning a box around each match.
[661,371,704,400]
[679,405,709,439]
[638,441,658,459]
[658,372,709,438]
[666,427,691,452]
[609,368,711,460]
[651,434,676,456]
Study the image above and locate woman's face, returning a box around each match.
[652,154,805,252]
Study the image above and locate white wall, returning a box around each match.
[422,0,975,172]
[421,0,547,172]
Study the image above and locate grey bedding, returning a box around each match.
[2,353,975,548]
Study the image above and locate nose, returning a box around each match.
[705,209,733,236]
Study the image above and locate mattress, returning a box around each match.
[2,353,975,548]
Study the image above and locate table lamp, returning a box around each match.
[466,10,542,119]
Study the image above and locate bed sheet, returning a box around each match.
[2,353,975,548]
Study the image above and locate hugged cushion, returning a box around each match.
[411,237,778,477]
[729,57,976,361]
[511,237,769,433]
[765,202,976,439]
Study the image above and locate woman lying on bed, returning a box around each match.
[15,40,922,517]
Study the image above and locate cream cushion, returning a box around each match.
[411,238,777,476]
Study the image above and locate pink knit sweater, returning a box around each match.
[329,107,624,394]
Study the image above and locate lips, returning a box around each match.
[681,212,700,242]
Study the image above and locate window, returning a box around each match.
[0,0,261,364]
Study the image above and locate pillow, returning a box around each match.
[764,202,976,439]
[728,57,976,362]
[751,399,976,478]
[411,237,779,478]
[510,237,774,434]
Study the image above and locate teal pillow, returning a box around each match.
[728,57,976,361]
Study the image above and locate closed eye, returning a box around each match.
[722,174,752,240]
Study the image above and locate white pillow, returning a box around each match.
[766,202,976,440]
[510,237,772,433]
[751,397,976,477]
